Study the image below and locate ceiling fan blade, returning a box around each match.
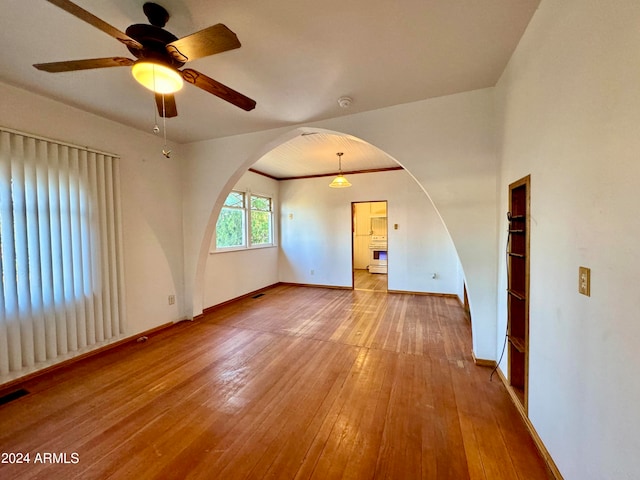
[46,0,143,50]
[166,24,241,63]
[34,57,134,72]
[182,68,256,111]
[155,93,178,118]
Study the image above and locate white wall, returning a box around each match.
[496,1,640,478]
[10,3,639,473]
[183,89,498,360]
[203,170,279,308]
[279,169,461,296]
[2,73,496,377]
[0,82,186,342]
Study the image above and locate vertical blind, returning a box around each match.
[0,128,124,377]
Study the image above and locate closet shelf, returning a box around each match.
[507,176,529,412]
[507,289,526,301]
[508,336,526,353]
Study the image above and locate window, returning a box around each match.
[215,190,274,250]
[215,191,246,248]
[250,194,273,245]
[0,129,124,376]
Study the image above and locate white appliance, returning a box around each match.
[368,235,388,274]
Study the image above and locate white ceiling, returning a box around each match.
[0,0,540,177]
[252,131,400,180]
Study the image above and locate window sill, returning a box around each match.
[210,244,277,254]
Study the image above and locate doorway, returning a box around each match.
[352,201,388,292]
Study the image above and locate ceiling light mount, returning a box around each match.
[337,96,353,108]
[329,152,352,188]
[143,2,170,28]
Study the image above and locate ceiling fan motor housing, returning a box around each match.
[125,24,185,68]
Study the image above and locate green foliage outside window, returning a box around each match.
[250,195,272,245]
[216,207,245,248]
[215,191,273,248]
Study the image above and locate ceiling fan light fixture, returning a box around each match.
[329,152,352,188]
[132,61,183,94]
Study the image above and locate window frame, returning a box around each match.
[214,189,276,252]
[214,190,247,250]
[249,193,274,247]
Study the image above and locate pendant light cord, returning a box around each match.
[490,217,512,381]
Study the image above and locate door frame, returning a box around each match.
[351,200,388,290]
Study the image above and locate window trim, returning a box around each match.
[249,192,274,247]
[215,191,247,250]
[213,189,276,253]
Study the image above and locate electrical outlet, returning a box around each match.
[578,267,590,296]
[168,294,176,305]
[310,269,315,275]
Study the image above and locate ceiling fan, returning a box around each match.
[33,0,256,118]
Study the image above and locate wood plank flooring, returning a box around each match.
[354,269,387,292]
[0,285,552,480]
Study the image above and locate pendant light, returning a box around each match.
[329,152,352,188]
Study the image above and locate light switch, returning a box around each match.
[578,266,590,296]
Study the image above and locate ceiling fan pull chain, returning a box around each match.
[161,94,171,158]
[151,65,160,134]
[152,97,160,135]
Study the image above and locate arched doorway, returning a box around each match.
[193,127,468,337]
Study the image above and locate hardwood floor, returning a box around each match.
[0,285,552,479]
[354,269,387,292]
